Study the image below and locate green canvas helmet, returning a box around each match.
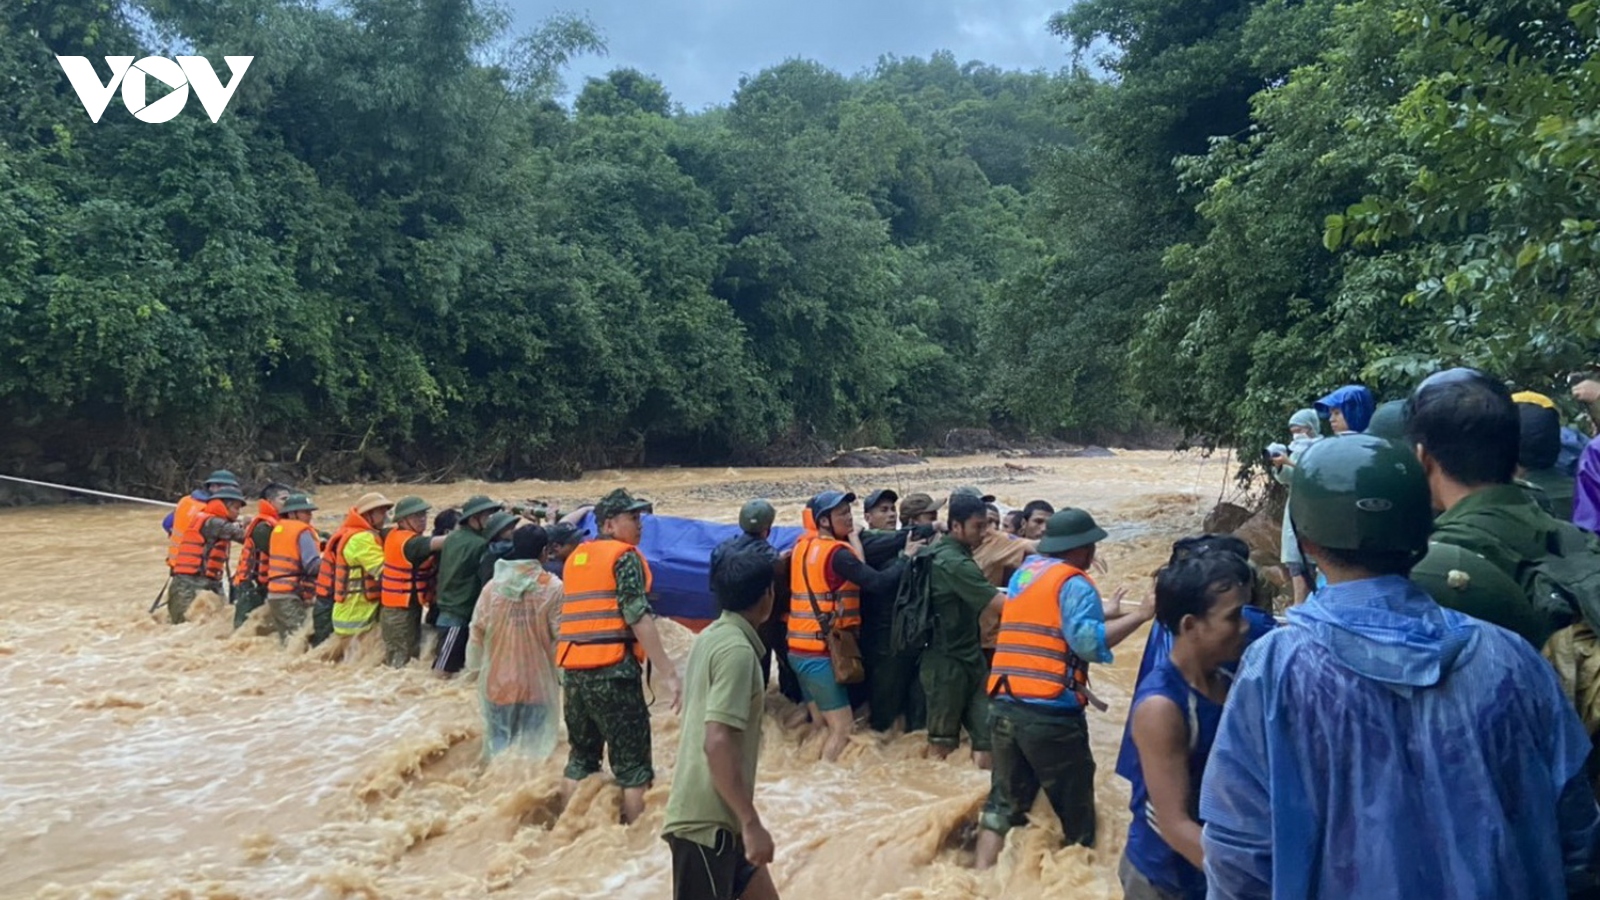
[278,492,318,515]
[1289,433,1432,558]
[392,495,430,520]
[484,511,519,541]
[1410,541,1556,644]
[1036,508,1108,554]
[459,495,501,520]
[209,484,246,503]
[1366,400,1409,441]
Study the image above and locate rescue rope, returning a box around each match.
[0,474,176,507]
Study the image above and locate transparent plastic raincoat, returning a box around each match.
[465,558,564,760]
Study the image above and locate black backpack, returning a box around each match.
[890,547,937,654]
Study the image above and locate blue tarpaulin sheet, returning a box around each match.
[561,513,805,624]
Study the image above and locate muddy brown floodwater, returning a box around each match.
[0,452,1233,900]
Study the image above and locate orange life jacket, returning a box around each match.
[166,493,204,570]
[313,510,380,604]
[379,528,437,609]
[232,500,280,587]
[556,539,653,670]
[171,499,234,580]
[787,512,861,655]
[266,519,318,599]
[986,557,1092,706]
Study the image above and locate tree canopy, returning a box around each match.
[7,0,1594,489]
[1,0,1071,486]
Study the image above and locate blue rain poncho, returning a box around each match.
[1313,385,1375,433]
[1199,576,1598,900]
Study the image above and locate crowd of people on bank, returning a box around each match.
[153,366,1600,900]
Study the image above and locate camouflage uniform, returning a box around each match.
[168,515,244,624]
[562,551,657,788]
[168,575,223,624]
[267,594,310,643]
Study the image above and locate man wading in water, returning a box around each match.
[557,488,682,825]
[379,496,446,668]
[921,492,1007,767]
[167,482,248,624]
[433,495,501,675]
[663,549,781,900]
[975,508,1152,867]
[231,482,291,630]
[264,493,322,642]
[787,491,922,761]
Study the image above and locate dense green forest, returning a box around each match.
[2,0,1598,490]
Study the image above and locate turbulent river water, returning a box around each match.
[0,452,1234,899]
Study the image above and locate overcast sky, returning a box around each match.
[506,0,1075,110]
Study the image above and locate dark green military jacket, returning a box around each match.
[1419,484,1568,647]
[1523,467,1577,522]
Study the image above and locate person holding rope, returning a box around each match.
[167,484,248,624]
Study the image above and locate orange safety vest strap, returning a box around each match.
[379,529,436,609]
[267,520,316,598]
[556,541,651,670]
[233,511,276,586]
[166,494,202,569]
[787,538,860,653]
[172,508,231,580]
[986,560,1091,704]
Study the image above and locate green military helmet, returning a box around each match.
[209,484,246,503]
[1366,400,1409,442]
[204,469,240,487]
[1036,508,1108,554]
[1411,541,1553,642]
[279,492,318,514]
[1289,433,1432,558]
[483,511,519,541]
[392,495,431,520]
[459,495,501,520]
[739,498,776,535]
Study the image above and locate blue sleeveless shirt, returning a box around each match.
[1120,657,1224,900]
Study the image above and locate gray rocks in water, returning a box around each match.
[1202,502,1253,535]
[827,448,927,469]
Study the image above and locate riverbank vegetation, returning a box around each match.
[2,0,1594,490]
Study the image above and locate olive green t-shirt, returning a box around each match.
[926,539,1000,666]
[662,610,765,848]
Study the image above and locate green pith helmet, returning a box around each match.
[204,469,239,487]
[1289,433,1431,558]
[459,495,501,520]
[279,492,318,514]
[1366,400,1409,441]
[392,495,430,520]
[484,511,519,541]
[210,484,246,503]
[739,498,776,535]
[1411,541,1553,642]
[1036,508,1108,554]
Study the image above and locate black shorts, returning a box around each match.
[666,831,757,900]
